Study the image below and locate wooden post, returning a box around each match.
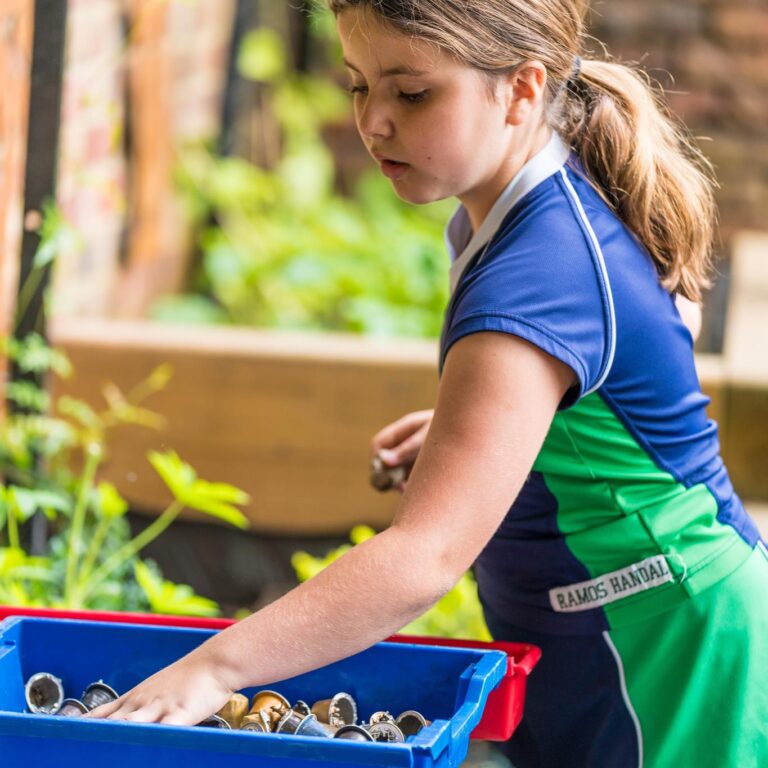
[116,0,235,317]
[0,0,34,344]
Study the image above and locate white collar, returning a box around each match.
[446,132,571,294]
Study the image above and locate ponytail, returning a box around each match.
[558,60,717,302]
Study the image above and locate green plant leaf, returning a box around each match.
[57,396,102,430]
[178,479,251,528]
[102,383,166,429]
[5,381,50,412]
[0,547,27,575]
[33,200,80,273]
[134,560,220,617]
[22,415,79,457]
[350,525,376,545]
[4,333,72,377]
[238,28,285,82]
[7,487,72,522]
[144,363,174,393]
[147,450,196,498]
[93,482,129,520]
[0,580,31,607]
[149,295,228,325]
[148,450,250,528]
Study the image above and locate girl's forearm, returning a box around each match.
[201,525,455,691]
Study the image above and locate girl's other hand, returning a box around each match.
[84,645,234,726]
[370,409,434,492]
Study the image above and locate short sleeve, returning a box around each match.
[440,189,614,410]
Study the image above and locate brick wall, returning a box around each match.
[587,0,768,245]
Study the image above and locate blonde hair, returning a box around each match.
[329,0,717,301]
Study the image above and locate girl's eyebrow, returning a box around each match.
[343,58,428,77]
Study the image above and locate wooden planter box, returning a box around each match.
[50,318,438,535]
[49,319,765,536]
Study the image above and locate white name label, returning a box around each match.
[549,555,675,613]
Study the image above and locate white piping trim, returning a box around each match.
[558,168,617,394]
[603,631,644,768]
[448,132,571,294]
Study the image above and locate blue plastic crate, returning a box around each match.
[0,617,506,768]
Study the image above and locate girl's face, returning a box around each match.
[336,9,544,220]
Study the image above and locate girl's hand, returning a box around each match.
[371,409,434,492]
[85,645,234,726]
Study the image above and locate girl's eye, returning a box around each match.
[347,85,368,96]
[399,90,428,104]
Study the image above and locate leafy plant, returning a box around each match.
[1,219,250,614]
[292,526,491,640]
[155,16,452,338]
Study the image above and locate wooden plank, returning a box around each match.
[50,318,438,534]
[721,383,768,502]
[116,0,235,317]
[116,0,177,316]
[724,230,768,386]
[694,352,726,450]
[719,231,768,500]
[0,0,34,341]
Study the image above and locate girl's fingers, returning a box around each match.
[158,710,198,726]
[119,700,165,723]
[378,423,429,467]
[86,698,122,719]
[394,425,430,464]
[371,410,433,456]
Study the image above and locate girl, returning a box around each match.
[90,1,768,765]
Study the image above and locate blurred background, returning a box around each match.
[0,0,766,625]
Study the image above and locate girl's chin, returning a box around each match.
[390,180,447,206]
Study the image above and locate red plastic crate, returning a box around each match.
[0,605,540,741]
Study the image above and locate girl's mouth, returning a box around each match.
[380,159,410,180]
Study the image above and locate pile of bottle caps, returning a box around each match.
[209,689,431,742]
[24,672,118,716]
[23,672,430,743]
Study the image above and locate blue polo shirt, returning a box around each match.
[440,133,761,634]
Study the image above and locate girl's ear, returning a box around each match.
[505,61,548,126]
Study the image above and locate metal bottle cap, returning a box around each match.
[334,724,374,742]
[240,714,270,733]
[196,714,231,728]
[370,456,407,492]
[81,681,119,711]
[311,692,358,728]
[275,710,303,734]
[250,690,290,725]
[57,698,89,717]
[368,721,406,743]
[295,713,332,739]
[25,672,65,715]
[395,710,429,736]
[293,700,311,717]
[217,693,250,729]
[368,710,396,725]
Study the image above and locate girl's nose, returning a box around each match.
[356,98,394,141]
